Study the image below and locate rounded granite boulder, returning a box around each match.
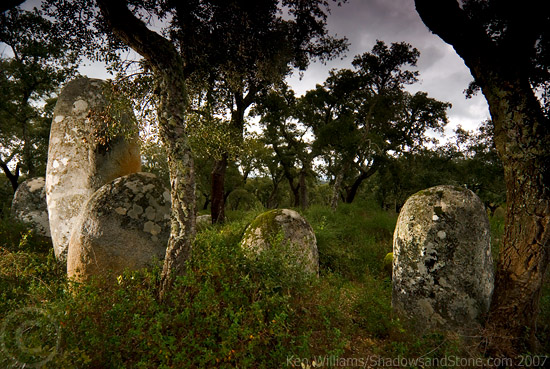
[240,209,319,276]
[11,177,50,237]
[392,185,494,331]
[67,172,171,282]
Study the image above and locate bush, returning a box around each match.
[1,201,548,368]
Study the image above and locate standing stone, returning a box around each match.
[46,77,141,261]
[67,172,171,282]
[11,177,50,237]
[392,185,494,331]
[241,209,319,276]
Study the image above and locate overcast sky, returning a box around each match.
[286,0,490,137]
[21,0,490,138]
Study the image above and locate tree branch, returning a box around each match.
[414,0,496,78]
[0,0,25,14]
[95,0,181,73]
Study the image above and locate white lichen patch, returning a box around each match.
[115,207,127,215]
[127,204,144,219]
[143,221,161,235]
[72,99,88,114]
[145,206,157,220]
[27,177,45,192]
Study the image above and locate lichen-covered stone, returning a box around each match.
[196,214,212,230]
[11,177,50,237]
[67,172,170,282]
[240,209,319,276]
[392,185,494,331]
[46,77,141,261]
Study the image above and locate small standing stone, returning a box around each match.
[392,185,494,331]
[67,172,171,282]
[46,77,141,261]
[241,209,319,276]
[11,177,50,237]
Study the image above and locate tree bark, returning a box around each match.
[289,178,300,208]
[330,169,344,211]
[344,160,380,204]
[210,153,227,223]
[97,0,196,298]
[415,0,550,353]
[0,159,20,192]
[299,167,308,210]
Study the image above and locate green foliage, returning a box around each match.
[0,7,78,183]
[304,200,397,280]
[1,203,548,368]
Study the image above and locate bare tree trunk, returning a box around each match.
[210,153,227,223]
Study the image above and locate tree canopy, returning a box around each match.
[0,7,78,190]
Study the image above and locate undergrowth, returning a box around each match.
[1,201,548,368]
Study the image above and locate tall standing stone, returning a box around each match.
[392,185,494,331]
[11,177,50,237]
[46,77,141,261]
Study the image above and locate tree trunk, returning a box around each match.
[21,118,35,178]
[156,70,197,299]
[96,0,197,299]
[289,179,300,208]
[414,0,550,352]
[330,169,344,211]
[202,195,210,210]
[484,80,550,353]
[344,160,380,204]
[211,153,227,223]
[267,182,279,209]
[0,160,20,192]
[299,168,308,210]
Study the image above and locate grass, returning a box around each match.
[1,200,548,368]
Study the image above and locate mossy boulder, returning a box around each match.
[241,209,319,276]
[67,172,170,282]
[11,177,50,237]
[392,185,494,332]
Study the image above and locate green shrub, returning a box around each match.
[1,201,548,368]
[304,201,396,280]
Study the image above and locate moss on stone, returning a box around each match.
[243,209,283,242]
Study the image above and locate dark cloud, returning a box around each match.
[287,0,490,135]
